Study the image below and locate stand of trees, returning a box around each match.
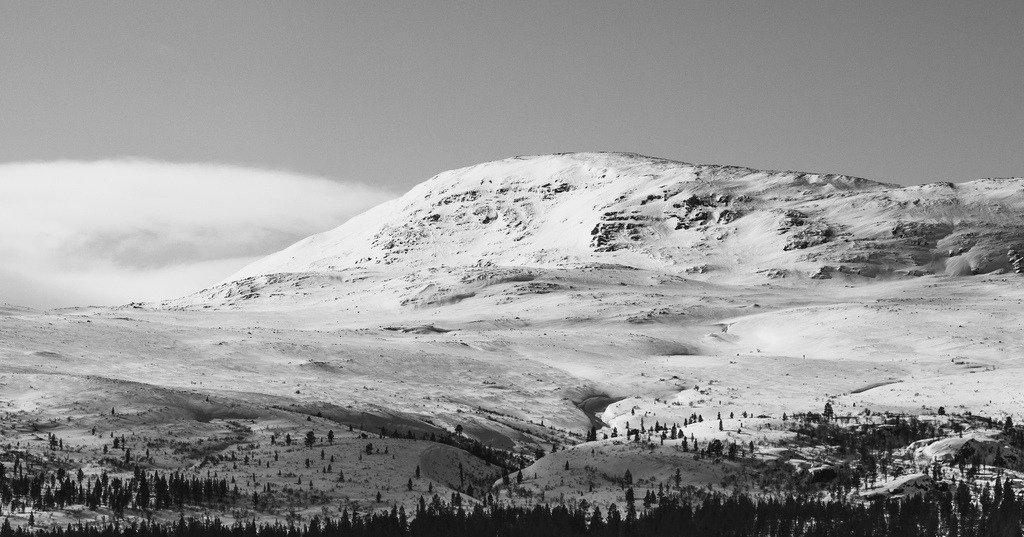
[790,412,944,456]
[373,426,523,472]
[0,465,231,517]
[3,480,1023,537]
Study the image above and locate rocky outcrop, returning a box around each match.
[220,153,1024,288]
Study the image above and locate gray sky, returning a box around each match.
[2,1,1022,188]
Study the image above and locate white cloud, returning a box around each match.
[0,160,395,308]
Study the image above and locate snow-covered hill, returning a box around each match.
[229,152,1024,286]
[4,154,1024,522]
[123,153,1024,458]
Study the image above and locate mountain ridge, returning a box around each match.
[222,152,1023,292]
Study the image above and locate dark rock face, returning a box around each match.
[892,222,955,245]
[1010,249,1024,274]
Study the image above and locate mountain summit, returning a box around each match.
[230,152,1024,286]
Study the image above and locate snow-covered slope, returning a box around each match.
[228,152,1024,286]
[5,154,1024,520]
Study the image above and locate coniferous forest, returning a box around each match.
[5,409,1024,536]
[3,480,1024,537]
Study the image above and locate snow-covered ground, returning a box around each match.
[2,152,1023,521]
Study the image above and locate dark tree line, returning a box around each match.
[372,426,522,472]
[5,480,1024,537]
[791,412,945,456]
[0,465,231,517]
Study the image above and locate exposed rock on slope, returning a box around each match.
[226,153,1024,288]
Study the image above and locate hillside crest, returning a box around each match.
[225,153,1024,287]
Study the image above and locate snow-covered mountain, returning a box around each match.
[229,152,1024,286]
[6,153,1024,522]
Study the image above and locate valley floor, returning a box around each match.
[1,272,1022,526]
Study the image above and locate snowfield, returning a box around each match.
[2,152,1023,523]
[227,152,1024,282]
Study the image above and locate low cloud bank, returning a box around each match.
[0,160,394,308]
